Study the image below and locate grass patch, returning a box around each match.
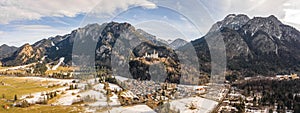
[0,76,61,100]
[0,101,83,113]
[0,76,82,113]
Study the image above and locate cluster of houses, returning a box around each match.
[243,73,300,81]
[218,86,296,113]
[275,73,299,80]
[115,78,207,108]
[218,88,268,113]
[117,81,179,107]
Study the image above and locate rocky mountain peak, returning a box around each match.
[0,44,17,50]
[0,44,9,48]
[190,14,300,77]
[83,23,101,28]
[0,44,17,59]
[1,43,42,66]
[33,39,53,49]
[169,38,188,49]
[267,15,282,25]
[17,43,36,57]
[242,15,283,39]
[104,22,135,32]
[209,14,250,32]
[224,14,250,21]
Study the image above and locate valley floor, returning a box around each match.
[0,75,227,113]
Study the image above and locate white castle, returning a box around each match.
[143,50,159,59]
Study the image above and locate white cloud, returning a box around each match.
[86,0,157,20]
[281,0,300,30]
[202,0,287,20]
[0,31,4,35]
[0,0,156,24]
[0,0,157,46]
[0,25,75,46]
[14,25,53,30]
[283,9,300,25]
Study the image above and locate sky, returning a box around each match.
[0,0,299,47]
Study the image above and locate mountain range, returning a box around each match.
[191,14,300,77]
[0,14,299,82]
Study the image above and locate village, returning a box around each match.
[0,50,232,113]
[1,50,299,113]
[102,75,214,111]
[0,71,227,113]
[217,73,300,113]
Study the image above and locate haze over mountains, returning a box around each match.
[0,14,299,80]
[0,44,17,60]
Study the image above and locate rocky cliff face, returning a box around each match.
[209,14,250,32]
[2,43,42,65]
[189,14,300,76]
[129,42,181,83]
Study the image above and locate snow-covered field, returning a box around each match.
[106,104,155,113]
[169,97,218,113]
[108,83,122,91]
[53,81,122,106]
[18,77,75,104]
[53,89,81,105]
[202,84,228,101]
[21,87,69,104]
[114,76,129,82]
[15,76,224,113]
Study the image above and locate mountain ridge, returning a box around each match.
[169,38,188,49]
[189,14,300,77]
[0,44,18,62]
[1,14,299,80]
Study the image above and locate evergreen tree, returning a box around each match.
[75,84,78,89]
[14,94,17,101]
[70,84,74,90]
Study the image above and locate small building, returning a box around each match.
[245,107,267,113]
[3,105,10,109]
[118,90,139,105]
[143,50,159,59]
[195,87,206,94]
[276,74,299,80]
[291,73,299,79]
[246,96,254,102]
